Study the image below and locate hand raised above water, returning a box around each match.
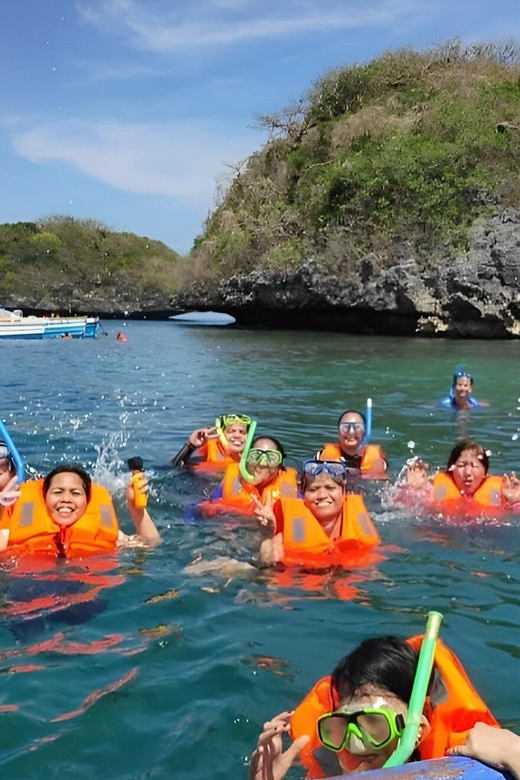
[248,711,310,780]
[0,476,21,507]
[502,471,520,506]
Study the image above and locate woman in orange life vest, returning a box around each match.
[248,634,498,780]
[317,410,388,480]
[398,439,520,517]
[0,464,161,557]
[170,413,252,471]
[200,436,298,516]
[253,459,380,568]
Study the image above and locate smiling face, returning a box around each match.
[223,423,248,454]
[450,448,486,496]
[335,686,408,773]
[338,412,365,456]
[303,472,344,525]
[44,472,89,527]
[246,437,281,487]
[454,376,472,404]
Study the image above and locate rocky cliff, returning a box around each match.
[172,209,520,338]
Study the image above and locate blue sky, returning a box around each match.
[2,0,520,254]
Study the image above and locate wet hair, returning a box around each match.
[299,470,346,494]
[331,636,423,704]
[337,410,366,428]
[446,439,489,474]
[251,435,286,460]
[43,465,92,501]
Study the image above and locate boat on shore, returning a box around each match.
[0,308,100,339]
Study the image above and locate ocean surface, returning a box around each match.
[1,321,519,779]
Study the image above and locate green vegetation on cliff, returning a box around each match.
[0,216,183,304]
[193,38,520,279]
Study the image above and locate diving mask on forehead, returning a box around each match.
[317,704,405,755]
[217,414,251,430]
[302,459,347,480]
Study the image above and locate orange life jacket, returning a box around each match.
[291,636,498,778]
[431,472,504,517]
[218,463,298,515]
[190,439,240,473]
[0,479,119,558]
[319,443,389,479]
[277,496,380,567]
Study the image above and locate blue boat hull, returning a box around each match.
[328,756,509,779]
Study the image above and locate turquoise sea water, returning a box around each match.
[1,322,520,779]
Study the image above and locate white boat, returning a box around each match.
[0,308,100,339]
[169,311,236,326]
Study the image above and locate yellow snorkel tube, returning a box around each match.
[383,610,443,768]
[214,417,230,449]
[239,419,258,483]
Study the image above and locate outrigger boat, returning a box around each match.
[0,308,100,339]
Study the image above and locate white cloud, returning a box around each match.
[77,0,427,51]
[12,119,259,204]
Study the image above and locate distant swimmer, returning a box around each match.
[116,331,128,343]
[171,413,253,472]
[199,435,298,516]
[253,458,380,567]
[0,464,161,557]
[441,366,489,410]
[317,408,388,479]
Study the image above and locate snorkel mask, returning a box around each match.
[450,367,472,399]
[214,414,252,449]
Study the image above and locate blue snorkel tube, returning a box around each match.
[0,418,25,482]
[363,397,372,448]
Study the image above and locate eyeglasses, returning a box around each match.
[339,422,365,435]
[247,448,283,468]
[302,459,347,479]
[317,706,405,755]
[219,414,251,429]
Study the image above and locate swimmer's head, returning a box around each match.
[0,442,15,491]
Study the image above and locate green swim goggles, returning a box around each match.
[246,448,283,468]
[317,706,405,754]
[218,414,252,429]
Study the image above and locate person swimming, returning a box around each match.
[253,458,380,568]
[0,464,161,556]
[171,413,252,471]
[441,367,488,410]
[201,435,298,516]
[248,632,498,778]
[317,410,388,479]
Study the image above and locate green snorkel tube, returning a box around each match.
[239,419,258,483]
[383,610,443,768]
